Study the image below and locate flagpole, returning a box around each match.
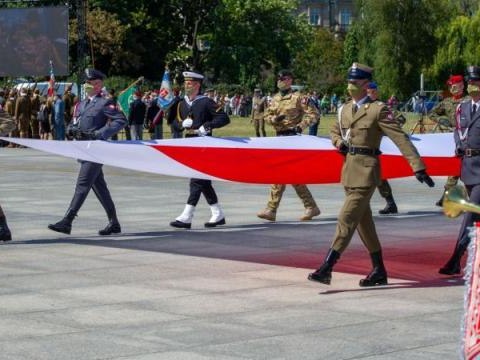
[118,76,144,96]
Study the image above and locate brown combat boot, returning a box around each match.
[257,208,276,222]
[300,206,321,221]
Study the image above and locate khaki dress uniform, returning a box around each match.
[30,93,41,139]
[258,89,320,221]
[330,99,426,253]
[251,94,267,137]
[14,93,32,138]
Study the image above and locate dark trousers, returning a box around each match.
[187,178,218,206]
[456,183,480,248]
[69,161,117,218]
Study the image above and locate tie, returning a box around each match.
[472,104,478,117]
[352,103,358,116]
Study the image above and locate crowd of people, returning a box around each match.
[1,62,479,289]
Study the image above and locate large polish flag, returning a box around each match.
[0,133,460,184]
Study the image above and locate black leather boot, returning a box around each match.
[359,251,388,287]
[439,243,467,275]
[379,196,398,215]
[48,209,76,235]
[0,216,12,242]
[308,249,341,285]
[435,193,445,207]
[99,213,121,236]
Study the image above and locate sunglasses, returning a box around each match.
[278,76,291,81]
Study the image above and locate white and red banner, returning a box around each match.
[0,133,460,184]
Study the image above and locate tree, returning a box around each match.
[293,27,344,92]
[349,0,454,99]
[203,0,312,90]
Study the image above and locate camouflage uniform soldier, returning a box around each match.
[0,107,17,241]
[251,88,267,137]
[308,63,434,287]
[428,74,466,206]
[257,70,321,222]
[14,88,32,138]
[30,89,41,139]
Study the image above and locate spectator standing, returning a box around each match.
[30,88,41,139]
[128,91,146,140]
[14,87,31,139]
[251,88,267,137]
[53,94,65,140]
[308,91,321,136]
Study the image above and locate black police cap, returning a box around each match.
[466,66,480,81]
[347,62,373,80]
[85,68,106,81]
[278,69,294,78]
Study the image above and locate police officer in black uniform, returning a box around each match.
[48,68,127,236]
[439,65,480,275]
[169,71,230,229]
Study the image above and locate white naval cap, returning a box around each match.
[183,71,204,80]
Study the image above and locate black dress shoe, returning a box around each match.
[48,220,72,235]
[98,223,121,235]
[0,229,12,242]
[169,220,191,229]
[204,218,226,228]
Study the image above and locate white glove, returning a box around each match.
[182,117,193,128]
[196,125,208,136]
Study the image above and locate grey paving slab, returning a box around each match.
[0,147,467,359]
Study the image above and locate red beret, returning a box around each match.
[134,91,142,97]
[447,75,463,85]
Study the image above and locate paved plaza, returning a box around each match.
[0,147,467,359]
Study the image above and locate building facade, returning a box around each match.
[298,0,355,31]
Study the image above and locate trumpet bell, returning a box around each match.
[443,185,480,218]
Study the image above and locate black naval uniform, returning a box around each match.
[170,95,229,228]
[179,95,229,205]
[48,93,126,235]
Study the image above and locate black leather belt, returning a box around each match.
[465,148,480,157]
[348,146,381,156]
[276,130,297,136]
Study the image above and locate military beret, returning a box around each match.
[466,66,480,81]
[347,62,373,80]
[278,69,294,78]
[85,68,106,81]
[447,75,463,85]
[183,71,204,81]
[367,81,378,90]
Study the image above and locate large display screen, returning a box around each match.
[0,6,69,77]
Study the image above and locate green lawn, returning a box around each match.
[132,112,447,140]
[214,112,444,138]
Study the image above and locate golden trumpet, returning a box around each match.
[443,185,480,218]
